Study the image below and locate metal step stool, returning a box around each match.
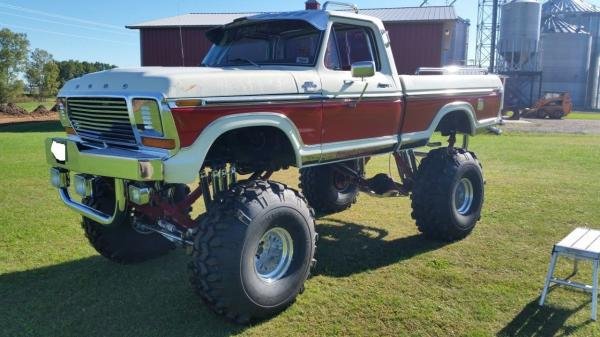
[539,227,600,321]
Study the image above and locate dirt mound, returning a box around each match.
[31,105,53,116]
[0,103,28,116]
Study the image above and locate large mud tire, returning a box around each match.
[81,178,175,264]
[299,160,360,215]
[188,180,317,324]
[411,148,484,242]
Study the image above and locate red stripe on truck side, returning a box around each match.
[321,98,403,143]
[401,92,501,133]
[170,98,405,148]
[171,102,323,148]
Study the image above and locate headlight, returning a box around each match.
[133,99,163,137]
[56,97,70,127]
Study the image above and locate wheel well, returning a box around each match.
[204,126,296,174]
[435,110,474,136]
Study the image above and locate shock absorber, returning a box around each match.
[204,164,238,203]
[228,165,237,186]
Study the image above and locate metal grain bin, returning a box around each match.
[541,16,592,107]
[542,0,599,17]
[543,0,600,108]
[498,0,542,71]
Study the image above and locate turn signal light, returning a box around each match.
[173,99,205,107]
[141,137,176,150]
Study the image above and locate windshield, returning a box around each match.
[202,20,323,67]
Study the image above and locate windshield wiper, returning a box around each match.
[228,58,261,68]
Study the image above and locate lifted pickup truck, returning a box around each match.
[46,4,503,323]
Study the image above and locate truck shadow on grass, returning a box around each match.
[0,253,244,337]
[0,218,445,336]
[497,294,591,337]
[313,218,448,277]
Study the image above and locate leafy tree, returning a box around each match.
[56,60,116,87]
[5,80,25,102]
[42,61,59,97]
[25,48,59,99]
[0,28,29,103]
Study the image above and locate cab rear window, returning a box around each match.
[203,20,323,67]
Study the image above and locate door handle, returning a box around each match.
[377,83,391,88]
[343,80,354,85]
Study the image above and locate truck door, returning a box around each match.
[320,22,402,146]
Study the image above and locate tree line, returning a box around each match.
[0,28,116,104]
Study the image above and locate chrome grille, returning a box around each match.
[67,97,137,146]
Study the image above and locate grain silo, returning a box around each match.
[498,0,542,71]
[542,0,600,108]
[540,16,592,107]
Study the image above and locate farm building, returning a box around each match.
[126,4,469,75]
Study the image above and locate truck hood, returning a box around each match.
[59,67,300,98]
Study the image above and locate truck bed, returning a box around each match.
[399,74,503,139]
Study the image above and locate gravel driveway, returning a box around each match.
[500,118,600,134]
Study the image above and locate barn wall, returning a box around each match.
[140,28,212,66]
[384,22,444,74]
[139,21,457,74]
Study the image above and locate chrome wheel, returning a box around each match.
[254,227,294,283]
[454,178,474,215]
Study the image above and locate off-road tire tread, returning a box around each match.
[410,148,483,241]
[299,163,358,215]
[188,180,317,324]
[81,180,177,264]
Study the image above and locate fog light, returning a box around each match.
[128,185,151,205]
[50,168,69,188]
[74,174,94,198]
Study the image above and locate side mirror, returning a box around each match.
[351,61,375,78]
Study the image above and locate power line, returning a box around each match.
[0,12,135,36]
[0,22,137,46]
[0,2,124,31]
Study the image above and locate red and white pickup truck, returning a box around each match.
[46,4,503,323]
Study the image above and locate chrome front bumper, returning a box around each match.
[45,137,165,225]
[45,138,164,181]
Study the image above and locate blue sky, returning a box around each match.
[0,0,597,68]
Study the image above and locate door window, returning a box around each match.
[324,23,379,71]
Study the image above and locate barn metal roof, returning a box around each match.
[542,0,600,16]
[127,13,251,28]
[354,7,457,22]
[542,15,590,33]
[126,6,459,29]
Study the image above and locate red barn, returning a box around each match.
[126,5,469,74]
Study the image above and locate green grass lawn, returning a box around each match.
[1,122,600,336]
[14,100,56,113]
[566,112,600,120]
